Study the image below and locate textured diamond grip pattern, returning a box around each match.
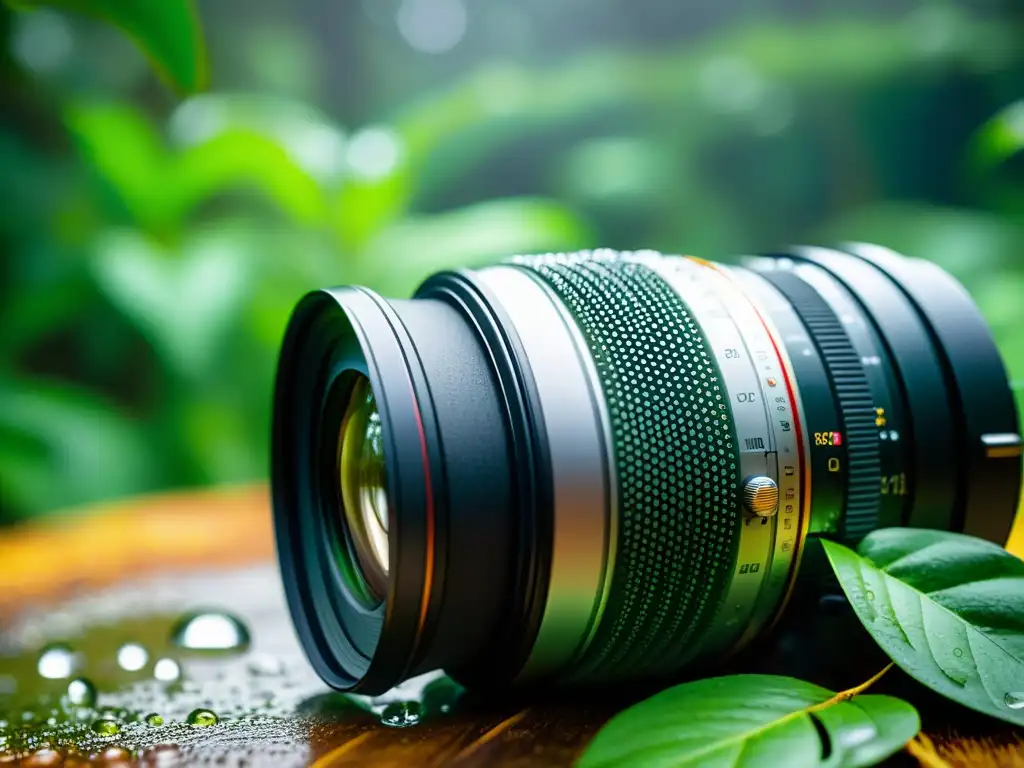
[759,270,881,540]
[519,255,742,682]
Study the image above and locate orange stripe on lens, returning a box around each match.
[406,378,436,647]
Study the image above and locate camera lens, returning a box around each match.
[272,246,1022,694]
[337,374,389,606]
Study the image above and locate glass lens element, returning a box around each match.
[339,375,389,603]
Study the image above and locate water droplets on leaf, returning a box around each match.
[822,531,1024,727]
[171,612,250,653]
[186,708,219,727]
[1006,692,1024,710]
[145,712,165,726]
[380,701,422,728]
[90,718,120,736]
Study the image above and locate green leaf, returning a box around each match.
[0,380,157,518]
[576,673,918,768]
[8,0,207,91]
[822,530,1024,727]
[969,101,1024,173]
[89,227,254,380]
[173,130,328,225]
[65,102,166,227]
[333,173,412,251]
[168,94,347,185]
[66,102,328,232]
[358,197,593,297]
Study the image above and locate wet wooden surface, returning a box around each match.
[0,486,1022,767]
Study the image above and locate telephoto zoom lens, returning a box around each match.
[272,245,1022,694]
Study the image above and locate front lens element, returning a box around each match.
[338,374,389,604]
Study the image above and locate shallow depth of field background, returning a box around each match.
[0,0,1021,523]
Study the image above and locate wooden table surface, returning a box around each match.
[0,486,1022,767]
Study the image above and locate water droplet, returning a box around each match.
[90,718,120,736]
[865,590,875,602]
[65,677,97,707]
[246,653,285,677]
[380,701,422,728]
[953,647,964,658]
[186,708,219,727]
[1006,692,1024,710]
[171,612,250,652]
[37,643,76,679]
[152,658,180,682]
[144,712,164,726]
[116,642,149,671]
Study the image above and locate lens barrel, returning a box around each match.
[272,245,1022,694]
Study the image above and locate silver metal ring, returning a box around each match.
[476,265,613,682]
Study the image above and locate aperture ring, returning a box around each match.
[757,270,882,541]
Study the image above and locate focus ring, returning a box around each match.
[759,270,881,540]
[518,254,742,682]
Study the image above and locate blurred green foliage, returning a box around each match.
[7,0,206,89]
[0,0,1021,521]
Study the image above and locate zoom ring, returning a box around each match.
[759,270,881,541]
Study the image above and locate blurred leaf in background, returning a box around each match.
[0,0,1022,521]
[7,0,206,90]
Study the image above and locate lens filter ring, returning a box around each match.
[272,288,440,694]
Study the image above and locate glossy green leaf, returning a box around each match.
[822,530,1024,727]
[8,0,207,91]
[576,674,918,768]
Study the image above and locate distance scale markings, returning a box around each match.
[642,255,802,660]
[695,261,807,652]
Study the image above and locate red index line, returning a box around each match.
[698,261,811,624]
[406,376,435,647]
